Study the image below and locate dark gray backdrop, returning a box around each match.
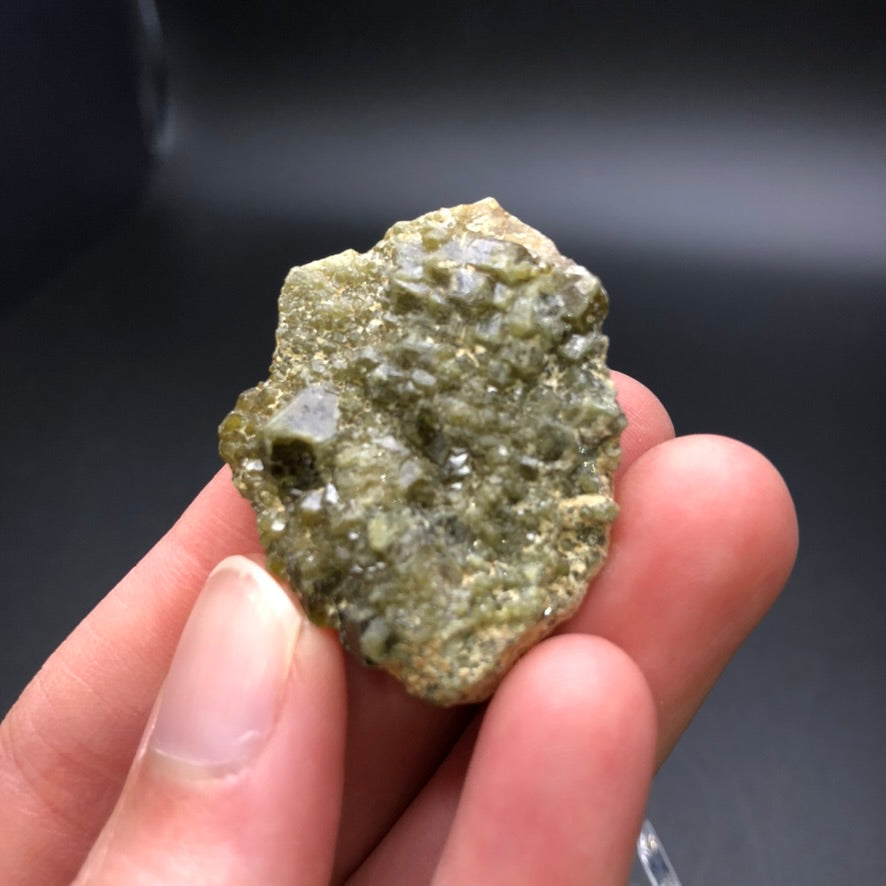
[2,1,884,882]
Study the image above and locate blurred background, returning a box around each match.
[2,1,884,882]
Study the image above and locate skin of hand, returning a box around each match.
[0,372,798,885]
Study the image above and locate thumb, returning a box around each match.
[75,555,346,886]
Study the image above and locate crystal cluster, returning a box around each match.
[219,198,625,704]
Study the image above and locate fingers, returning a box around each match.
[350,433,797,882]
[75,556,346,886]
[569,434,799,761]
[0,469,259,886]
[609,371,674,484]
[333,371,672,877]
[333,659,469,882]
[433,636,656,886]
[0,371,671,885]
[328,370,675,881]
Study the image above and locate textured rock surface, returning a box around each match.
[219,198,625,704]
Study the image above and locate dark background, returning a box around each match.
[2,1,884,882]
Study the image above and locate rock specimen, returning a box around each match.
[219,198,625,705]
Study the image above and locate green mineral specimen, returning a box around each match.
[219,198,625,705]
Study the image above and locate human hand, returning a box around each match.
[0,373,797,885]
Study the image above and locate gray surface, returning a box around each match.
[2,2,885,881]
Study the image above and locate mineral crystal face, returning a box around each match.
[219,198,625,705]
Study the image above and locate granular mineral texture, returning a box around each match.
[219,198,625,705]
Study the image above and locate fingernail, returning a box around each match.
[148,555,301,772]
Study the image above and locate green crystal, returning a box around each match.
[219,198,625,705]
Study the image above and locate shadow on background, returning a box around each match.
[2,2,884,883]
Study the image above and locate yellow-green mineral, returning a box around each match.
[219,198,625,705]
